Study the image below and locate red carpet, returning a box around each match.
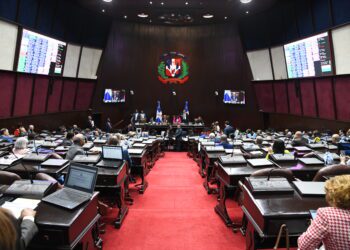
[101,152,245,250]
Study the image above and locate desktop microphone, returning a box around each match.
[267,168,276,181]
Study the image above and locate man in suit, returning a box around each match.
[292,131,308,146]
[66,134,85,160]
[0,207,38,250]
[131,110,140,125]
[174,125,183,151]
[223,121,234,137]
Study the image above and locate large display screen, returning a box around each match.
[223,90,245,104]
[284,32,332,78]
[17,29,66,75]
[103,89,126,103]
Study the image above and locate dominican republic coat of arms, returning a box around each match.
[158,52,189,84]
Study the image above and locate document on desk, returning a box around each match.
[2,198,40,219]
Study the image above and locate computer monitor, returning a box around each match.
[65,163,98,193]
[102,146,123,160]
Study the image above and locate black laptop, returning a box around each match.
[96,145,124,168]
[42,163,98,210]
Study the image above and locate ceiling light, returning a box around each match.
[203,14,214,19]
[185,2,189,5]
[245,10,249,14]
[161,2,164,5]
[103,0,113,2]
[240,0,252,3]
[149,1,153,4]
[224,16,228,19]
[102,9,105,12]
[149,19,152,23]
[138,13,149,18]
[124,15,127,19]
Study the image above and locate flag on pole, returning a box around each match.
[184,101,189,115]
[155,101,162,123]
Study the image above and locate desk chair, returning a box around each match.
[312,164,350,181]
[0,171,21,185]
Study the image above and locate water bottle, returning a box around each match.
[323,151,333,165]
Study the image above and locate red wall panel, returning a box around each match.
[253,83,274,113]
[274,83,288,114]
[300,80,316,117]
[334,77,350,121]
[287,81,302,115]
[13,75,33,117]
[0,72,15,118]
[75,81,95,110]
[47,79,63,113]
[315,78,335,120]
[61,80,77,112]
[31,76,49,115]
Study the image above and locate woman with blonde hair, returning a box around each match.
[298,175,350,250]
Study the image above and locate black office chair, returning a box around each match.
[312,164,350,181]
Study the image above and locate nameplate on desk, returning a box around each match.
[5,180,53,199]
[246,177,294,195]
[40,159,69,167]
[293,181,325,197]
[219,155,246,165]
[247,158,274,167]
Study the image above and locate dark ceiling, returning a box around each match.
[75,0,278,25]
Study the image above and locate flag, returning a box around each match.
[155,101,162,123]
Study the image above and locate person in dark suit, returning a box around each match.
[131,110,140,125]
[223,121,234,137]
[174,125,183,151]
[105,118,112,133]
[291,131,308,146]
[65,134,85,161]
[0,207,38,250]
[62,131,74,146]
[87,116,95,129]
[216,134,233,149]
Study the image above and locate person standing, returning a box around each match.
[105,118,112,133]
[87,116,95,129]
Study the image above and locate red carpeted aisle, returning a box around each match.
[101,152,245,250]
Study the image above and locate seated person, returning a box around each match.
[298,175,350,250]
[107,136,132,167]
[14,126,27,137]
[331,134,340,145]
[65,134,85,161]
[0,207,38,250]
[246,129,257,139]
[266,139,290,159]
[255,136,263,147]
[216,134,233,149]
[62,131,74,146]
[223,121,234,137]
[12,137,31,156]
[0,128,13,143]
[27,125,35,135]
[292,131,308,146]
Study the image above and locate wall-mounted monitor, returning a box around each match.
[284,32,333,78]
[223,90,245,104]
[103,89,126,103]
[17,29,66,75]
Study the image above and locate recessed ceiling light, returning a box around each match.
[102,9,105,12]
[149,1,153,4]
[149,19,152,23]
[224,16,228,19]
[103,0,113,2]
[124,15,127,19]
[185,2,189,5]
[161,2,164,5]
[245,10,249,14]
[240,0,252,3]
[203,14,214,19]
[138,13,149,18]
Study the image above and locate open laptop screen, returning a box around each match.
[65,164,97,193]
[102,146,123,160]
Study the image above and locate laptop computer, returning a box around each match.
[219,155,246,165]
[22,153,50,162]
[42,163,98,210]
[271,153,296,162]
[293,181,325,197]
[299,158,324,165]
[247,158,274,168]
[73,154,101,164]
[96,146,124,168]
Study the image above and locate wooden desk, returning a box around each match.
[129,149,148,194]
[29,192,102,250]
[241,181,327,250]
[202,150,227,194]
[215,162,256,226]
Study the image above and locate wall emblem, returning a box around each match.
[158,52,189,84]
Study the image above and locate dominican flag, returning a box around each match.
[155,101,162,123]
[184,101,189,115]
